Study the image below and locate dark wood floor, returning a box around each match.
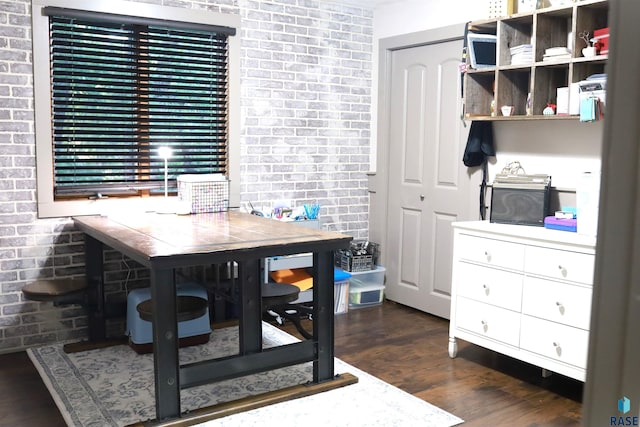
[0,301,582,427]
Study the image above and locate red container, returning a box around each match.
[594,27,609,55]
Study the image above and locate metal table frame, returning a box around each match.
[73,212,351,421]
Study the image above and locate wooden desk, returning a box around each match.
[73,211,352,422]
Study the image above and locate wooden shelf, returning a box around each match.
[465,114,579,121]
[463,0,608,120]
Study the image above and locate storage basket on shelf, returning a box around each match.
[337,240,379,272]
[177,174,229,214]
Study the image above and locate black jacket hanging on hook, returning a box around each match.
[463,121,495,219]
[463,121,495,167]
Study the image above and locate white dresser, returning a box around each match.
[448,221,597,381]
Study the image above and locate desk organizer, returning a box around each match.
[177,174,229,213]
[126,282,211,354]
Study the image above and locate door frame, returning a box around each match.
[583,0,640,423]
[369,23,478,282]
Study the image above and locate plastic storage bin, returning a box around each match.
[126,282,211,354]
[348,265,385,309]
[349,281,385,308]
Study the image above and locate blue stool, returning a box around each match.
[126,282,211,354]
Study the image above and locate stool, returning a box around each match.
[22,278,88,306]
[22,278,132,353]
[262,282,300,306]
[262,281,314,339]
[136,296,208,323]
[126,282,211,354]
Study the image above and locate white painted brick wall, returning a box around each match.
[0,0,372,353]
[239,0,372,236]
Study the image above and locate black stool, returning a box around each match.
[262,282,313,339]
[262,282,300,306]
[136,295,209,323]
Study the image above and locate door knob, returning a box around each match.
[420,194,425,201]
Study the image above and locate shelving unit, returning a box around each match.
[464,0,608,120]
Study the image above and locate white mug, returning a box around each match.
[501,105,515,116]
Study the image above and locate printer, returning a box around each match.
[490,174,551,227]
[578,73,606,107]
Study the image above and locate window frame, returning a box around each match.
[32,0,241,218]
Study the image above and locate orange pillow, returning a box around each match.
[270,268,313,291]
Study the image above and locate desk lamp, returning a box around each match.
[156,146,173,213]
[157,146,172,198]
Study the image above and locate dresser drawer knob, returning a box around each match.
[483,284,490,296]
[558,265,567,277]
[481,320,488,333]
[556,301,565,315]
[553,341,562,357]
[484,251,491,262]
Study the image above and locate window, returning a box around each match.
[32,0,240,217]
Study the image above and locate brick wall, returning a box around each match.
[239,0,372,235]
[0,0,372,353]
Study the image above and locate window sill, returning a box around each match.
[38,196,184,219]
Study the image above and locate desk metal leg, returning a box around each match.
[150,268,180,420]
[238,258,262,354]
[313,250,335,382]
[84,235,106,342]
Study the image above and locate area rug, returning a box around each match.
[28,322,464,427]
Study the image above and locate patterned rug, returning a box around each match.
[28,322,464,427]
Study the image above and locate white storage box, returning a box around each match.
[177,174,229,214]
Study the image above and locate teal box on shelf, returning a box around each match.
[126,282,211,353]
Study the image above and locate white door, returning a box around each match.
[383,39,472,318]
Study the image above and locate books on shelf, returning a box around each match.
[510,44,533,65]
[542,46,572,62]
[334,280,349,314]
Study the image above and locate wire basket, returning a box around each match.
[339,252,373,272]
[337,241,379,272]
[177,174,229,214]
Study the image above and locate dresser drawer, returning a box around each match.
[520,315,589,369]
[456,297,520,347]
[457,234,525,271]
[522,277,592,330]
[457,262,523,311]
[524,246,594,284]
